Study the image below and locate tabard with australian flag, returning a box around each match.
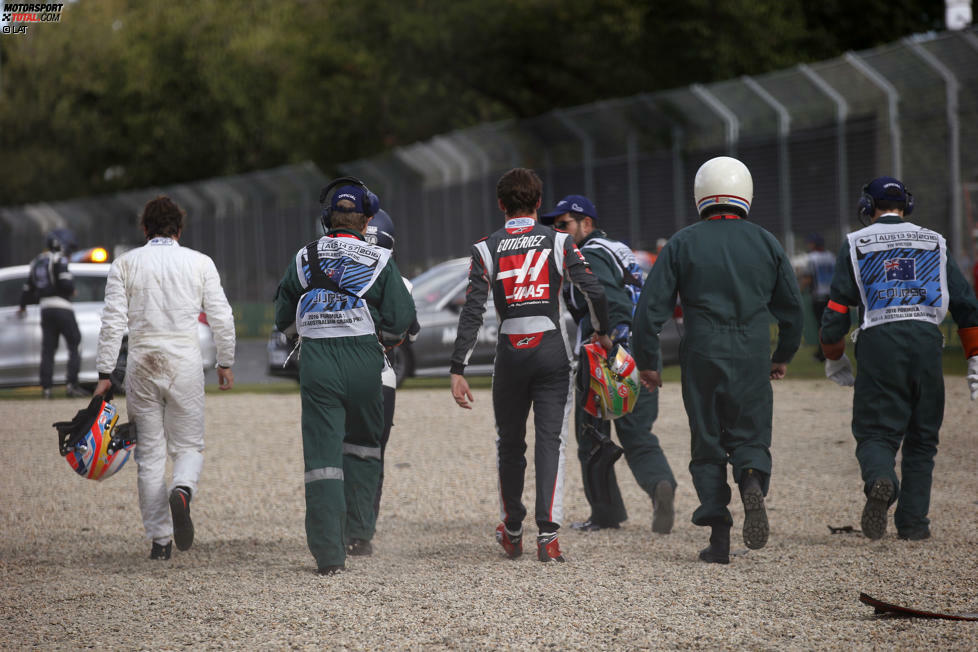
[848,220,948,329]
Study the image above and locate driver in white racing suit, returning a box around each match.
[94,196,236,560]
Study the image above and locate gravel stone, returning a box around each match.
[1,380,976,649]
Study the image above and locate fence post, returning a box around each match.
[691,84,739,157]
[798,64,849,243]
[742,76,794,253]
[905,37,962,262]
[844,52,903,180]
[555,109,595,199]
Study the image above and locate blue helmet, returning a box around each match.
[365,209,395,250]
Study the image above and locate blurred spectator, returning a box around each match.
[801,233,835,361]
[19,228,87,398]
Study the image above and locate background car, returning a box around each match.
[0,261,217,389]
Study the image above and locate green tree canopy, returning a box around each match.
[0,0,943,204]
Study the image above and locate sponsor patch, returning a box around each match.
[497,249,551,303]
[508,333,542,349]
[504,217,535,235]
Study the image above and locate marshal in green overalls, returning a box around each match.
[820,208,978,539]
[275,228,415,571]
[569,230,677,529]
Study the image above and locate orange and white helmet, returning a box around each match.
[579,343,641,419]
[55,395,136,481]
[693,156,753,217]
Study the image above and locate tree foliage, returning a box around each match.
[0,0,944,204]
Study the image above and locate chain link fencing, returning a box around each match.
[2,28,976,338]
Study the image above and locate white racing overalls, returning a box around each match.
[96,237,236,545]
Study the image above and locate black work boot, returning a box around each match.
[317,564,345,576]
[651,480,675,535]
[698,524,730,564]
[150,541,172,560]
[346,538,373,556]
[861,478,894,541]
[570,519,620,532]
[740,469,769,550]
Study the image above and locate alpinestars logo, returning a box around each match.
[497,249,551,303]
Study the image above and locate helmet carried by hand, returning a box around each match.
[54,395,137,481]
[578,343,641,419]
[693,156,753,218]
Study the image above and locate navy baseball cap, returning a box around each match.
[865,176,908,203]
[540,194,598,225]
[330,185,370,213]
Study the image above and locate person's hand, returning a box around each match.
[451,373,474,409]
[825,354,855,387]
[966,355,978,401]
[94,378,112,397]
[592,333,614,352]
[770,362,787,380]
[217,367,234,391]
[639,369,661,392]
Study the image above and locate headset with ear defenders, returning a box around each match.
[857,180,914,225]
[319,176,377,233]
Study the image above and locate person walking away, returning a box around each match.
[801,232,836,361]
[632,156,804,564]
[539,194,677,535]
[363,208,421,518]
[275,181,415,575]
[19,228,88,398]
[93,196,236,560]
[450,168,612,563]
[819,176,978,541]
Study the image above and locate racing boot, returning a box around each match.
[861,478,894,541]
[651,480,675,535]
[169,487,194,551]
[536,532,565,562]
[698,524,730,564]
[495,523,523,559]
[740,469,769,550]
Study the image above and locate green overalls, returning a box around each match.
[820,214,978,535]
[632,216,803,527]
[275,229,416,568]
[571,230,676,526]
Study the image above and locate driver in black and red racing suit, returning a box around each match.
[450,168,612,563]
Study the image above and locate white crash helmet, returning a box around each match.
[693,156,753,218]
